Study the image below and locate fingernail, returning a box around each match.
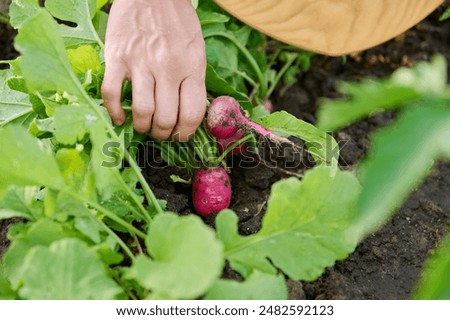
[114,118,125,126]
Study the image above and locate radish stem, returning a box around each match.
[266,53,298,98]
[216,134,253,164]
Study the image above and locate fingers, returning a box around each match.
[102,65,126,125]
[131,73,155,133]
[172,76,207,142]
[151,79,179,140]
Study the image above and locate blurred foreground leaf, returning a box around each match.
[317,55,447,131]
[351,102,450,240]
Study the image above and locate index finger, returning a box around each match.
[101,64,127,126]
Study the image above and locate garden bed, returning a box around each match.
[1,1,449,299]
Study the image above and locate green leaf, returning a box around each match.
[0,186,42,220]
[234,25,252,47]
[36,93,63,117]
[317,80,419,131]
[92,10,108,43]
[96,244,124,266]
[9,0,40,29]
[28,117,55,137]
[2,219,68,288]
[0,209,29,220]
[0,267,16,300]
[18,238,122,299]
[54,104,95,144]
[96,0,108,10]
[261,111,339,167]
[127,213,224,299]
[414,231,450,299]
[74,215,102,243]
[206,37,240,81]
[6,77,28,94]
[197,10,229,25]
[0,126,64,189]
[14,9,86,98]
[0,70,32,127]
[250,105,270,122]
[54,192,103,243]
[55,148,90,190]
[351,102,450,240]
[440,6,450,21]
[89,121,124,200]
[67,45,102,74]
[45,0,103,48]
[205,271,288,300]
[217,166,360,281]
[391,55,447,95]
[317,55,447,131]
[206,64,252,111]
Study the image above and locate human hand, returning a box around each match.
[102,0,207,141]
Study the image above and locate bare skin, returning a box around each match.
[102,0,206,141]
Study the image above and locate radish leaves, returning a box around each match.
[261,111,339,167]
[127,214,224,299]
[317,55,447,131]
[19,239,123,299]
[45,0,104,48]
[217,166,360,281]
[0,126,64,190]
[0,70,32,127]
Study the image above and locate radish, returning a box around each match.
[206,96,240,139]
[192,167,231,216]
[207,96,290,144]
[157,95,289,218]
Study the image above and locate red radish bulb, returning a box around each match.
[192,167,231,216]
[208,96,291,144]
[206,96,241,139]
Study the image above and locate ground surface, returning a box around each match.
[1,2,449,299]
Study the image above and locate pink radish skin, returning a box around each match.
[206,96,240,139]
[217,129,246,155]
[192,167,231,216]
[208,96,290,144]
[263,99,273,113]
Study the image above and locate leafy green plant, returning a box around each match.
[0,0,353,300]
[1,0,446,301]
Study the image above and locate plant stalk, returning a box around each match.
[266,53,298,99]
[79,88,164,215]
[215,134,253,164]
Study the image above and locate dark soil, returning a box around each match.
[1,2,449,299]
